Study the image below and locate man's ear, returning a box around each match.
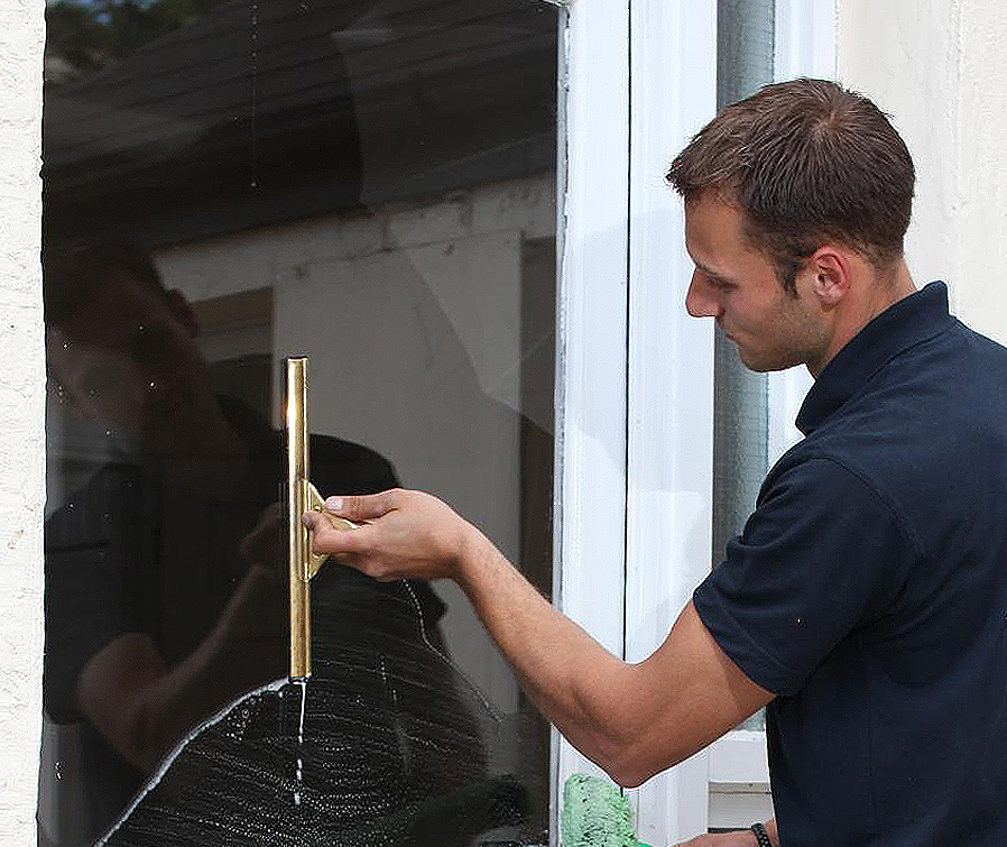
[165,289,199,338]
[805,246,850,308]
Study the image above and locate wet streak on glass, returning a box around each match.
[40,0,558,844]
[99,578,528,846]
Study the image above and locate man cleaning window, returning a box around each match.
[304,78,1007,847]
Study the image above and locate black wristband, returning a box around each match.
[751,822,772,847]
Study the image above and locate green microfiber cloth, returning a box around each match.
[561,774,653,847]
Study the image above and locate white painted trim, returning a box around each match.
[767,366,812,465]
[707,732,773,830]
[773,0,838,82]
[624,0,717,844]
[709,791,775,831]
[708,731,770,785]
[551,0,630,840]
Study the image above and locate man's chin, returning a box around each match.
[737,347,794,373]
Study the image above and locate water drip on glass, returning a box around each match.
[294,678,307,807]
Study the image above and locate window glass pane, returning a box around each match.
[40,1,558,844]
[714,0,774,732]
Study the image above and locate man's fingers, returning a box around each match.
[305,520,398,580]
[323,489,399,522]
[304,513,371,556]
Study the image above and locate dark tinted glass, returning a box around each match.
[40,0,558,843]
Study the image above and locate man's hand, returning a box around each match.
[302,488,477,582]
[213,564,286,670]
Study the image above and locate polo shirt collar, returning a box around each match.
[795,281,953,435]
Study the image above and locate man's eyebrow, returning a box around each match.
[693,260,727,280]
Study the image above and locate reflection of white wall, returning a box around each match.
[275,245,522,548]
[407,234,523,412]
[153,174,556,714]
[275,245,523,710]
[156,173,555,418]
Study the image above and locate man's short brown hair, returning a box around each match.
[666,78,915,293]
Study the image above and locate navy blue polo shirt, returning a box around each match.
[694,282,1007,846]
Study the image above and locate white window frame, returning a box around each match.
[553,0,837,843]
[551,0,631,830]
[555,1,720,843]
[550,0,837,841]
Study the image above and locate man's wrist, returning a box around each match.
[750,821,775,847]
[452,520,492,586]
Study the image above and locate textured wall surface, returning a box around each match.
[0,0,45,841]
[839,0,1007,344]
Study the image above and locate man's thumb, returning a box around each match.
[324,489,399,522]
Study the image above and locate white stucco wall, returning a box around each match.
[0,0,45,841]
[838,0,1007,344]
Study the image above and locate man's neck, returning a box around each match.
[808,259,916,378]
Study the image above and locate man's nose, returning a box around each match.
[685,271,718,318]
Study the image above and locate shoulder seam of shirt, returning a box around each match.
[796,454,926,562]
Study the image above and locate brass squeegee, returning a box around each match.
[285,357,356,680]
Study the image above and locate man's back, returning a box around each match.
[696,282,1007,845]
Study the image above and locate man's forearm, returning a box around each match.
[79,630,226,773]
[455,528,645,783]
[453,524,772,786]
[308,488,774,787]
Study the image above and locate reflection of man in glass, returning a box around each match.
[43,244,477,842]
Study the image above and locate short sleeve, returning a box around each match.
[693,457,919,697]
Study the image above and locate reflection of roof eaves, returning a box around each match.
[46,24,553,171]
[359,131,553,207]
[42,0,559,245]
[45,0,555,160]
[47,131,552,250]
